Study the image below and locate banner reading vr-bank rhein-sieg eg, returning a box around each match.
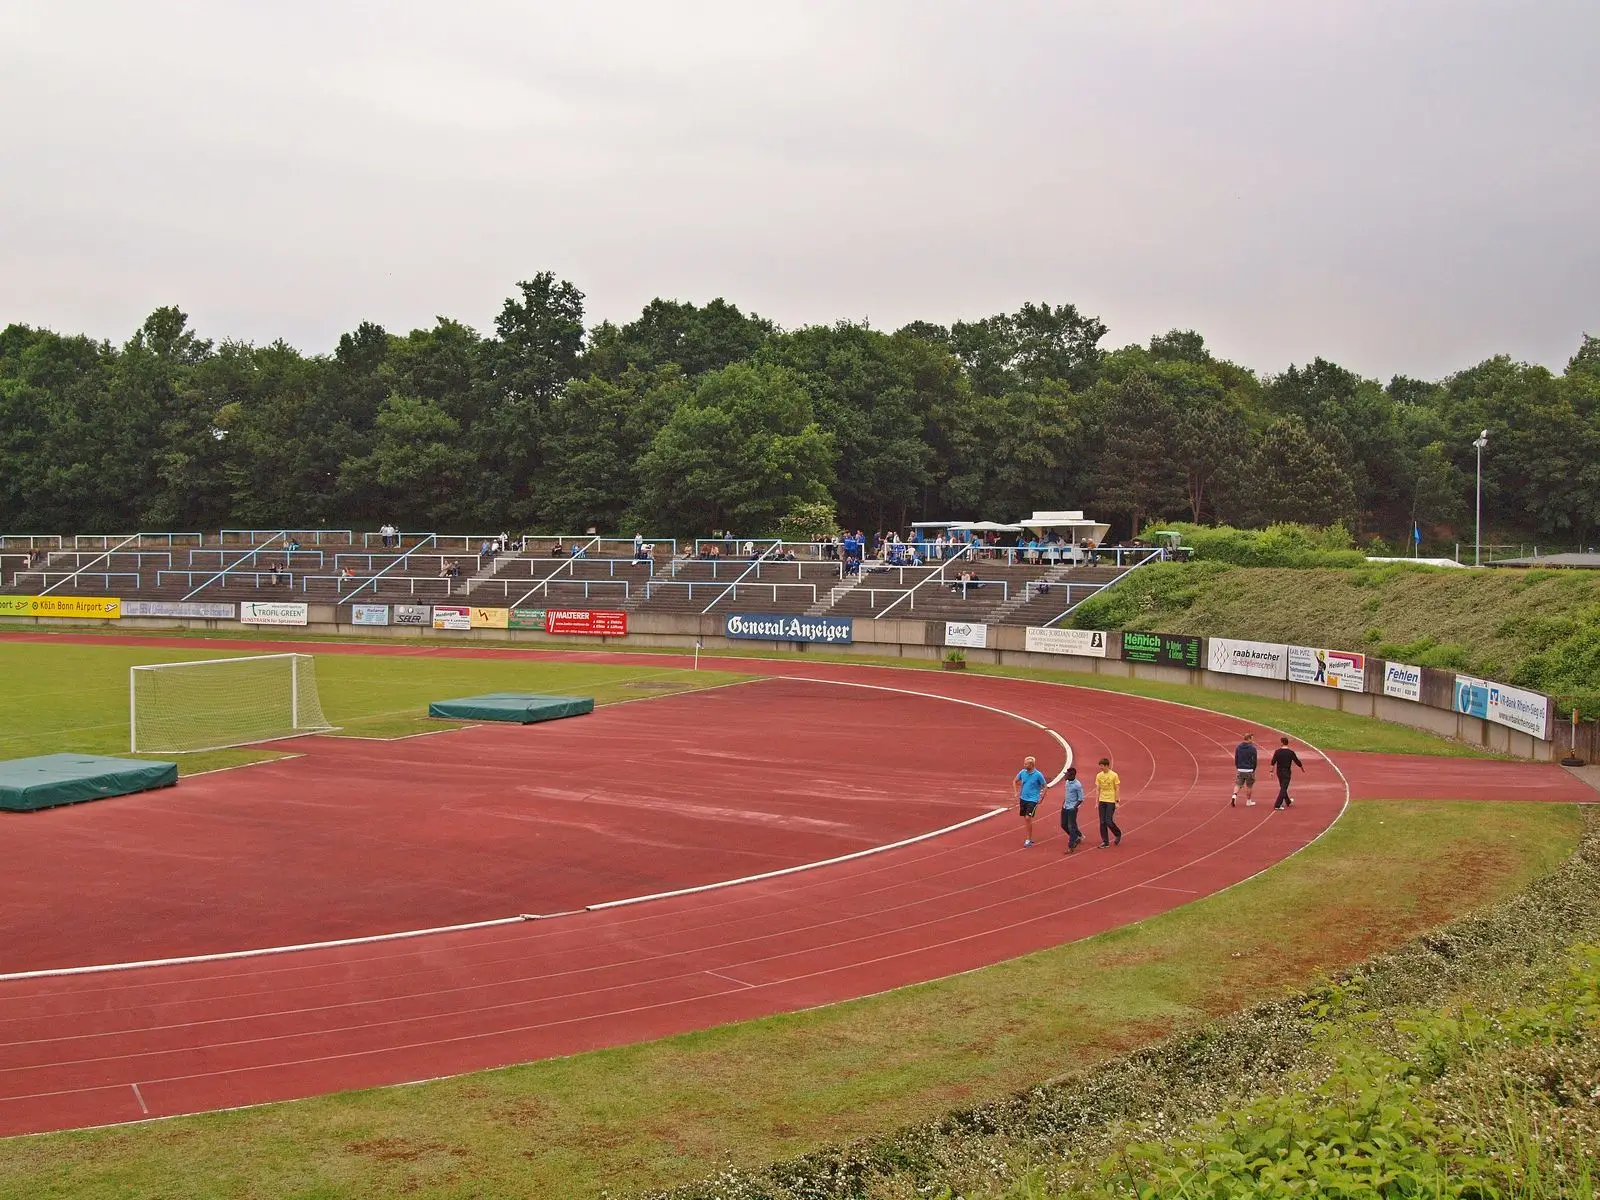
[725,614,853,644]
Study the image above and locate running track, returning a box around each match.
[0,633,1590,1136]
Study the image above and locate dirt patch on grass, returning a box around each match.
[344,1136,466,1163]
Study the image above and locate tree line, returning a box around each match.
[2,273,1597,546]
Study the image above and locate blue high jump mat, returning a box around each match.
[427,693,595,724]
[0,753,179,813]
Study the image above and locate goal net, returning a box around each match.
[130,653,336,753]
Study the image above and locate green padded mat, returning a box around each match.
[427,693,595,724]
[0,753,179,813]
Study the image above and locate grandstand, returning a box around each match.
[0,530,1154,627]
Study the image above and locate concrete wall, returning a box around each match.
[6,608,1576,762]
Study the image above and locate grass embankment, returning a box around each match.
[0,641,744,774]
[0,802,1580,1200]
[655,806,1600,1200]
[1072,561,1600,713]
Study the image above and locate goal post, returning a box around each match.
[130,653,337,754]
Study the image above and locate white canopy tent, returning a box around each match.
[1016,510,1111,543]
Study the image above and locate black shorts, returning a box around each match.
[1018,799,1039,818]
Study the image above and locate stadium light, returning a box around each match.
[1473,429,1489,566]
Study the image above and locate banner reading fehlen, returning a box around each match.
[0,595,121,619]
[1207,637,1288,680]
[1287,645,1366,692]
[545,609,627,636]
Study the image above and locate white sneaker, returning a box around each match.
[1023,839,1034,847]
[1245,799,1256,807]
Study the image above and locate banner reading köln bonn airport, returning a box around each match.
[725,614,853,644]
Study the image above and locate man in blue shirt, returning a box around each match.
[1231,733,1259,808]
[1014,755,1047,847]
[1059,765,1085,853]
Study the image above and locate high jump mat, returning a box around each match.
[426,693,595,724]
[0,753,179,813]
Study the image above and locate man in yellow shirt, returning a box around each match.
[1095,756,1123,848]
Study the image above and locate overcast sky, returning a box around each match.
[2,0,1595,380]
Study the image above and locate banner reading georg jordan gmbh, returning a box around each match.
[1024,627,1108,657]
[725,613,853,644]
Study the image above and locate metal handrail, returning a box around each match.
[873,543,973,618]
[700,541,782,614]
[38,532,142,595]
[182,531,285,600]
[340,534,441,602]
[1041,549,1163,628]
[509,535,602,609]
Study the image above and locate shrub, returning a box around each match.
[1145,522,1367,568]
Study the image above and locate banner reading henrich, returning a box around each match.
[1287,645,1367,692]
[725,614,853,644]
[1024,627,1109,657]
[1207,637,1289,680]
[1455,674,1552,740]
[1121,630,1203,669]
[944,621,988,649]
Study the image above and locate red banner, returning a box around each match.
[544,608,628,637]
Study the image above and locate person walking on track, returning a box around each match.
[1270,736,1305,809]
[1231,733,1259,807]
[1060,765,1085,853]
[1094,757,1122,848]
[1014,755,1046,847]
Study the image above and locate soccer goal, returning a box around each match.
[130,653,337,753]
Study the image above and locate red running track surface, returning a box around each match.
[0,635,1488,1135]
[1337,750,1598,803]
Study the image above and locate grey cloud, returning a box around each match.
[1,0,1595,379]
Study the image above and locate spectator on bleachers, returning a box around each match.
[286,537,302,553]
[500,532,511,555]
[268,561,287,586]
[571,543,588,559]
[379,522,396,548]
[633,533,645,560]
[551,540,566,557]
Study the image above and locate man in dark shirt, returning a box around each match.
[1270,737,1305,810]
[1231,733,1258,807]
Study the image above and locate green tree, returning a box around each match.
[338,394,475,527]
[537,367,688,532]
[634,362,835,534]
[1089,370,1186,536]
[584,298,773,380]
[1243,417,1358,525]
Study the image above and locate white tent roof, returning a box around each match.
[1016,510,1111,540]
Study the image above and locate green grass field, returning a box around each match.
[0,640,748,774]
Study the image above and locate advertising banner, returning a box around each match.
[1382,661,1423,702]
[509,607,547,630]
[239,600,308,626]
[1121,630,1202,669]
[724,613,853,644]
[432,605,471,631]
[545,609,628,637]
[0,595,121,619]
[393,603,430,626]
[1287,645,1367,692]
[350,603,390,626]
[1024,627,1109,657]
[121,600,234,619]
[1207,637,1289,680]
[944,621,988,649]
[1456,674,1551,739]
[470,606,510,629]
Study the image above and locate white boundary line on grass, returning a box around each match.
[0,677,1066,980]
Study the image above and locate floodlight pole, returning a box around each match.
[1473,430,1489,566]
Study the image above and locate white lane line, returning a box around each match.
[130,1082,149,1114]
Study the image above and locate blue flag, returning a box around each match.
[1413,524,1421,544]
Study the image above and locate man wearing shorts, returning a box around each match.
[1232,733,1258,807]
[1014,755,1046,847]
